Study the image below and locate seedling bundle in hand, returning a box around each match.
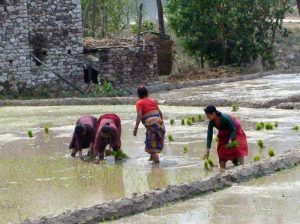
[204,158,214,170]
[227,140,239,148]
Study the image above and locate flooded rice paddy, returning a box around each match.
[0,105,300,223]
[112,165,300,224]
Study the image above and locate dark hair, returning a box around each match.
[204,105,221,116]
[137,85,148,99]
[75,124,85,135]
[101,124,112,135]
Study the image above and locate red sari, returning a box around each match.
[217,115,248,162]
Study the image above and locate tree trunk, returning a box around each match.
[91,0,96,37]
[156,0,165,36]
[297,0,300,16]
[137,3,143,41]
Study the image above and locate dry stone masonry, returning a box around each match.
[0,0,83,94]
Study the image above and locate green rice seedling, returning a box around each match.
[168,134,174,141]
[253,155,261,162]
[265,123,274,130]
[191,117,196,123]
[292,125,299,131]
[198,114,205,122]
[170,119,175,125]
[260,122,265,128]
[115,150,129,160]
[44,125,49,134]
[27,129,33,138]
[274,121,279,128]
[204,160,210,170]
[268,148,275,157]
[181,119,185,125]
[256,123,263,130]
[187,119,192,126]
[232,102,239,112]
[257,139,265,149]
[207,158,214,167]
[183,146,189,153]
[227,140,239,148]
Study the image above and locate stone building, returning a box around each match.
[0,0,83,94]
[0,0,161,95]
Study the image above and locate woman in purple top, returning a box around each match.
[69,115,97,159]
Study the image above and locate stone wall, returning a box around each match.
[85,43,159,89]
[0,0,83,94]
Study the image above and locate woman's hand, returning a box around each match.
[133,127,138,136]
[203,149,210,160]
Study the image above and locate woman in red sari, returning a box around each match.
[133,86,165,163]
[204,105,248,168]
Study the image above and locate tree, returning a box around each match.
[156,0,165,35]
[166,0,291,68]
[81,0,126,38]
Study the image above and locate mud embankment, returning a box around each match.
[22,150,300,224]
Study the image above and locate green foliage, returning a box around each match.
[260,122,265,128]
[183,145,189,154]
[27,129,33,138]
[170,119,175,125]
[131,20,155,34]
[92,81,124,97]
[191,117,196,123]
[257,139,265,149]
[253,155,261,162]
[292,125,299,131]
[227,140,239,148]
[274,121,279,128]
[81,0,126,38]
[232,102,239,112]
[168,134,174,141]
[268,148,275,157]
[166,0,292,68]
[186,118,192,126]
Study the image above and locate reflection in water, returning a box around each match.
[147,165,168,190]
[1,104,300,223]
[111,167,300,224]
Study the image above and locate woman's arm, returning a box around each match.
[223,114,236,141]
[133,110,143,136]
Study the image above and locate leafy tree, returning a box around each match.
[166,0,292,68]
[81,0,126,38]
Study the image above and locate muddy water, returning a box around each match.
[112,166,300,224]
[155,73,300,105]
[0,105,300,223]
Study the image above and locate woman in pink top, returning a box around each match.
[133,86,165,163]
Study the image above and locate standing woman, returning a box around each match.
[133,86,165,163]
[204,105,248,168]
